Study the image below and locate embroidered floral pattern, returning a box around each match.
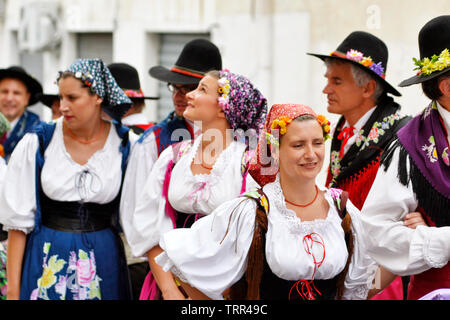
[422,101,438,120]
[422,136,439,163]
[330,150,342,178]
[330,112,402,181]
[30,242,102,300]
[442,147,450,166]
[355,112,401,150]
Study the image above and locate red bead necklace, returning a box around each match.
[285,185,319,207]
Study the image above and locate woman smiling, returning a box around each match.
[123,69,267,300]
[155,104,378,300]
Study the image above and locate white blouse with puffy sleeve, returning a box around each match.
[156,175,376,300]
[361,147,450,276]
[123,135,259,258]
[0,118,125,234]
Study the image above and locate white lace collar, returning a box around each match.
[182,134,246,183]
[262,174,340,234]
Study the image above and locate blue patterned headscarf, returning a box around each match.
[59,58,132,121]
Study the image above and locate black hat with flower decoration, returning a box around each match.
[307,31,401,97]
[399,15,450,87]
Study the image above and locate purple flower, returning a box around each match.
[369,62,385,77]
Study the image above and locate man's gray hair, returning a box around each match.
[325,58,384,102]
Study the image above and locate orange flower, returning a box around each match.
[361,57,374,67]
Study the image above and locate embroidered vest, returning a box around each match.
[327,96,411,210]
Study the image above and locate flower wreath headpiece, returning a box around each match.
[217,76,231,109]
[266,114,331,146]
[330,49,386,79]
[413,48,450,77]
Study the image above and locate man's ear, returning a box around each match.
[362,79,377,99]
[438,77,450,98]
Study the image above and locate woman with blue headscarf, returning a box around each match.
[0,59,134,300]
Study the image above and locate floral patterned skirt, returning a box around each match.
[20,226,131,300]
[0,241,7,300]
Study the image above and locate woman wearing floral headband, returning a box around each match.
[0,58,135,300]
[154,103,378,300]
[123,69,267,300]
[361,15,450,300]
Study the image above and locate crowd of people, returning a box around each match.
[0,15,448,301]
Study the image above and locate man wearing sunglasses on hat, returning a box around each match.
[119,39,222,288]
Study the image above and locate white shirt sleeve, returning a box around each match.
[0,133,38,234]
[120,131,158,253]
[361,147,450,276]
[156,197,256,300]
[342,200,377,300]
[0,157,6,188]
[124,144,173,258]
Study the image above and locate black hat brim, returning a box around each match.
[37,93,59,108]
[307,53,402,97]
[149,66,203,85]
[0,69,43,105]
[398,67,450,87]
[128,96,160,101]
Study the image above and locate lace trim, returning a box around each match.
[183,135,246,184]
[154,251,188,283]
[423,236,448,268]
[341,284,370,300]
[263,175,340,234]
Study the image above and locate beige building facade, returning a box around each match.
[0,0,448,182]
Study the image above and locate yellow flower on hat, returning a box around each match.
[414,48,450,76]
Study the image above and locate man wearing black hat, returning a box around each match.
[108,63,159,135]
[0,66,42,246]
[37,93,61,120]
[361,15,450,300]
[119,39,222,298]
[0,66,43,161]
[309,31,411,299]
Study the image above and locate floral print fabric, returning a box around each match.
[0,241,7,300]
[218,70,267,138]
[31,242,102,300]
